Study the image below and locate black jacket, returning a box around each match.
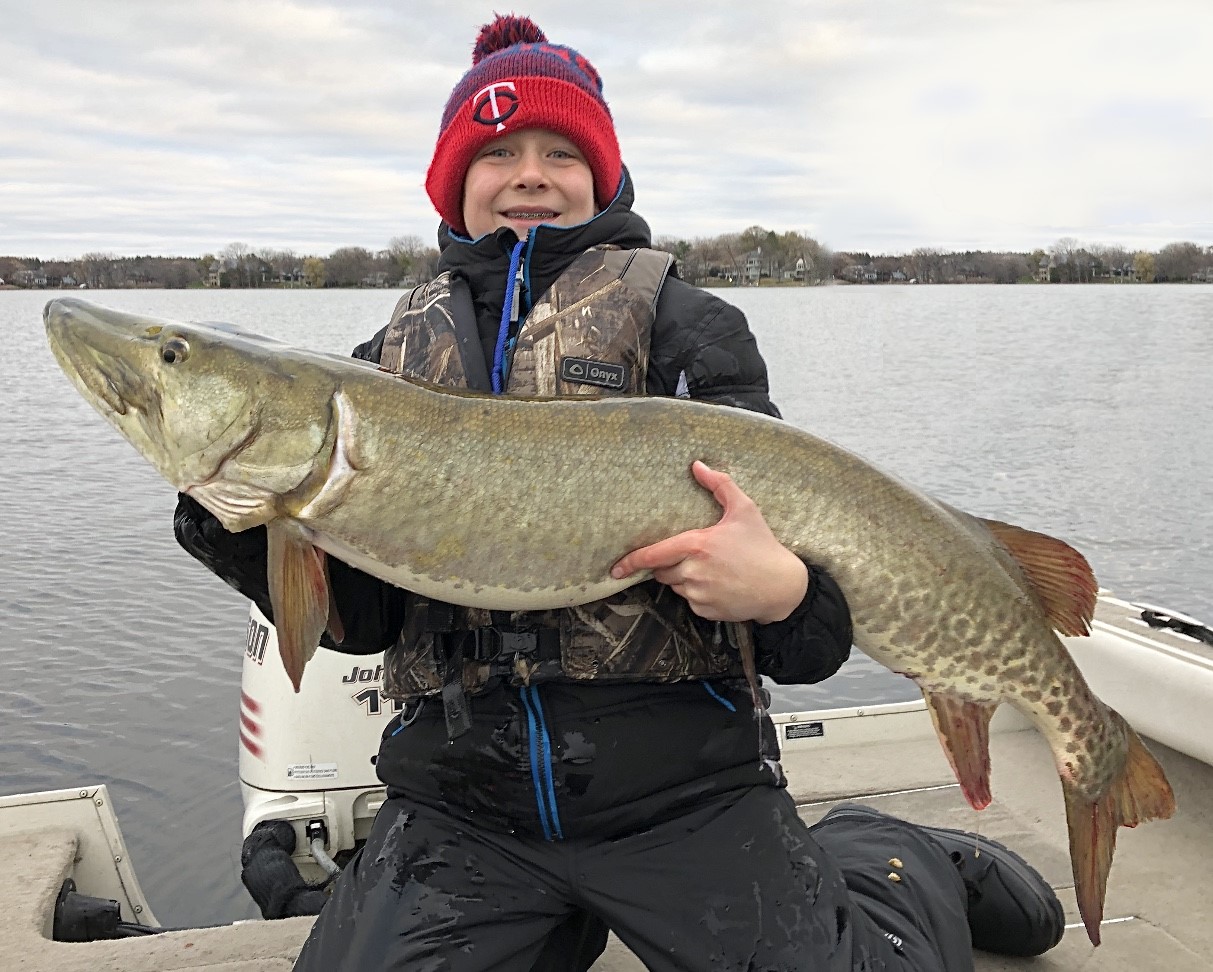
[175,170,852,686]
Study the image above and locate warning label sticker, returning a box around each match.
[285,762,339,781]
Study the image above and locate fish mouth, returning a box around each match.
[46,302,154,417]
[51,338,130,415]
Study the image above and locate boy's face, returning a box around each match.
[461,128,597,240]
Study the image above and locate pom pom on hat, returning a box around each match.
[471,14,547,64]
[426,14,622,235]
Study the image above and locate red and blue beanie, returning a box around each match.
[426,15,623,234]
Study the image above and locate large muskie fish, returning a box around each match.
[45,297,1173,944]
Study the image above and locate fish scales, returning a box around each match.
[43,297,1174,946]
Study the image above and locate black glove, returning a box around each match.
[173,492,272,612]
[753,562,853,685]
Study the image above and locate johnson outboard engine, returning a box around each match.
[238,604,395,905]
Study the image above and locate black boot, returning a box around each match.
[915,820,1065,957]
[822,803,1064,957]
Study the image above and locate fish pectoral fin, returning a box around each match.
[922,690,997,810]
[1061,712,1176,947]
[189,481,278,532]
[266,522,331,692]
[979,517,1098,637]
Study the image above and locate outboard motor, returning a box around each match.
[239,605,395,895]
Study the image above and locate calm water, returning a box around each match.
[2,284,1211,926]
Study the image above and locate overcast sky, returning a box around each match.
[2,0,1210,259]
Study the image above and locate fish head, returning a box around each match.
[44,298,340,532]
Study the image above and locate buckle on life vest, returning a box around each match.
[471,627,536,662]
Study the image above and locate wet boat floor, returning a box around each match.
[594,726,1213,970]
[6,719,1208,970]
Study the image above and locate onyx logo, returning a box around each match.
[560,356,626,390]
[472,81,519,131]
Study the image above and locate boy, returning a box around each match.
[177,15,1063,970]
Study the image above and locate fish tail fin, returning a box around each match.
[266,522,337,692]
[923,691,997,810]
[1061,715,1176,946]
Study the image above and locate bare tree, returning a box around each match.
[909,248,943,284]
[219,242,255,287]
[387,235,428,284]
[1155,242,1204,282]
[78,252,118,289]
[257,248,299,285]
[325,247,376,287]
[1049,237,1083,283]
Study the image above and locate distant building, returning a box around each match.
[743,249,762,284]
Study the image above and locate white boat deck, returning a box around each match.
[4,716,1209,970]
[4,595,1210,970]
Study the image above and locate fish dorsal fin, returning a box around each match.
[980,517,1097,636]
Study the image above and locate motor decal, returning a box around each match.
[285,762,339,781]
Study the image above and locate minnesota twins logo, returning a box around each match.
[472,81,520,131]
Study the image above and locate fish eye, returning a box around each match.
[161,337,190,365]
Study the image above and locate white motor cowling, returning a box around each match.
[238,604,396,881]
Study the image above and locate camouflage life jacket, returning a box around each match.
[377,246,748,700]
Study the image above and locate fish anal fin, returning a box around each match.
[266,522,330,692]
[1061,716,1176,946]
[980,517,1098,637]
[923,690,996,810]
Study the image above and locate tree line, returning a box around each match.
[2,230,1210,290]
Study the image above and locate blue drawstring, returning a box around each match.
[491,240,526,394]
[521,687,554,841]
[703,680,737,712]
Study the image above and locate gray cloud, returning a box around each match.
[1,0,1208,258]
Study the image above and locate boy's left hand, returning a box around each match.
[610,460,808,624]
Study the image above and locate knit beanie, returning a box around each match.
[426,15,623,235]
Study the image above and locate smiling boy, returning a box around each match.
[177,13,1063,971]
[461,129,598,239]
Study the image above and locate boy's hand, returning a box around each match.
[610,460,808,623]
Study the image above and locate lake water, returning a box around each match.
[2,283,1211,926]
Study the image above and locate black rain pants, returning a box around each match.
[293,680,972,972]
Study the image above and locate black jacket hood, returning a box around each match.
[430,168,653,369]
[435,166,652,297]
